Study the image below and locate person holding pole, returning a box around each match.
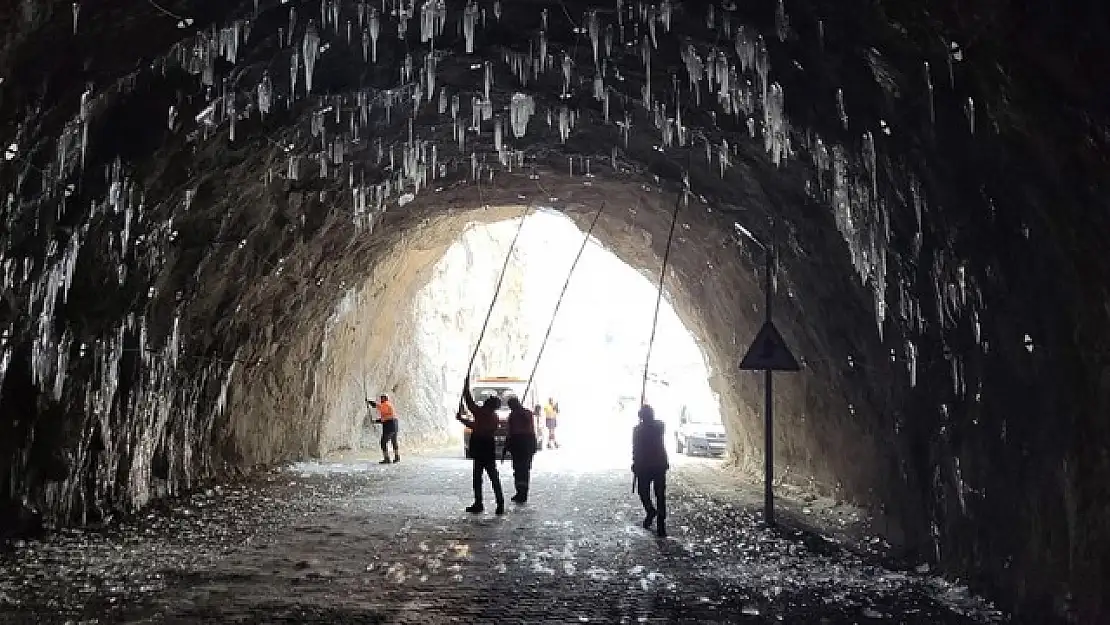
[368,394,400,464]
[457,377,506,515]
[632,404,669,537]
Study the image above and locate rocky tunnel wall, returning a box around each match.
[0,0,1108,621]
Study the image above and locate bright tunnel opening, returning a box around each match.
[410,209,723,469]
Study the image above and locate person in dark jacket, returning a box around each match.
[632,404,669,537]
[457,377,505,515]
[503,397,537,504]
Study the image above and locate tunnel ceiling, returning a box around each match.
[1,0,1108,621]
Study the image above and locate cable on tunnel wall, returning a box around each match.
[640,182,686,407]
[522,200,607,403]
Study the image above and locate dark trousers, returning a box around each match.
[636,470,667,521]
[507,437,536,500]
[470,438,503,505]
[380,421,399,459]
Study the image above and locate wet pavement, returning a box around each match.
[0,442,1009,624]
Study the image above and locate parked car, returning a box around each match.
[675,406,727,456]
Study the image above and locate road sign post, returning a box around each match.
[739,245,801,527]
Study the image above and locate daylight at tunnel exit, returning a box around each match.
[0,0,1107,623]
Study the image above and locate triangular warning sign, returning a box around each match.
[739,321,801,371]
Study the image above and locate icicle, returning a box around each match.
[228,94,237,141]
[79,85,92,171]
[539,31,548,73]
[648,6,658,49]
[775,0,789,42]
[397,3,409,41]
[402,52,413,83]
[484,60,493,101]
[495,118,508,165]
[605,24,613,58]
[948,41,961,88]
[369,8,380,62]
[836,88,847,130]
[258,71,273,117]
[764,82,789,166]
[290,51,300,99]
[588,10,601,68]
[470,151,478,181]
[303,21,321,93]
[706,4,715,30]
[167,105,178,131]
[288,7,298,46]
[965,97,975,135]
[558,106,571,143]
[561,54,572,98]
[464,0,479,54]
[924,62,935,127]
[510,93,534,138]
[72,2,80,34]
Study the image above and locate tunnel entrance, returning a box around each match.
[409,209,723,465]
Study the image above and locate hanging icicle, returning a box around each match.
[303,21,321,93]
[426,53,437,103]
[289,6,298,46]
[510,93,534,138]
[464,0,479,54]
[484,60,493,101]
[369,8,381,62]
[258,71,273,117]
[587,10,601,68]
[562,53,573,98]
[290,51,300,99]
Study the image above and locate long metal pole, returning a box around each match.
[523,202,606,402]
[641,191,683,405]
[763,245,775,527]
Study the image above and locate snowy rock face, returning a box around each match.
[0,0,1107,620]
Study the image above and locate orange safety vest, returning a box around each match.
[379,400,396,421]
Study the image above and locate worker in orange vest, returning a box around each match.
[368,394,400,464]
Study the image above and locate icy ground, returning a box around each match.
[0,445,1010,624]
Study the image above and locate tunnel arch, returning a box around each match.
[0,0,1106,621]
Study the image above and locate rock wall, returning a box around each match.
[0,0,1107,620]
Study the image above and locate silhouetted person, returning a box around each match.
[543,397,560,449]
[457,378,505,515]
[503,397,537,504]
[368,394,400,464]
[632,404,669,537]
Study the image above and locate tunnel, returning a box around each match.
[0,0,1107,622]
